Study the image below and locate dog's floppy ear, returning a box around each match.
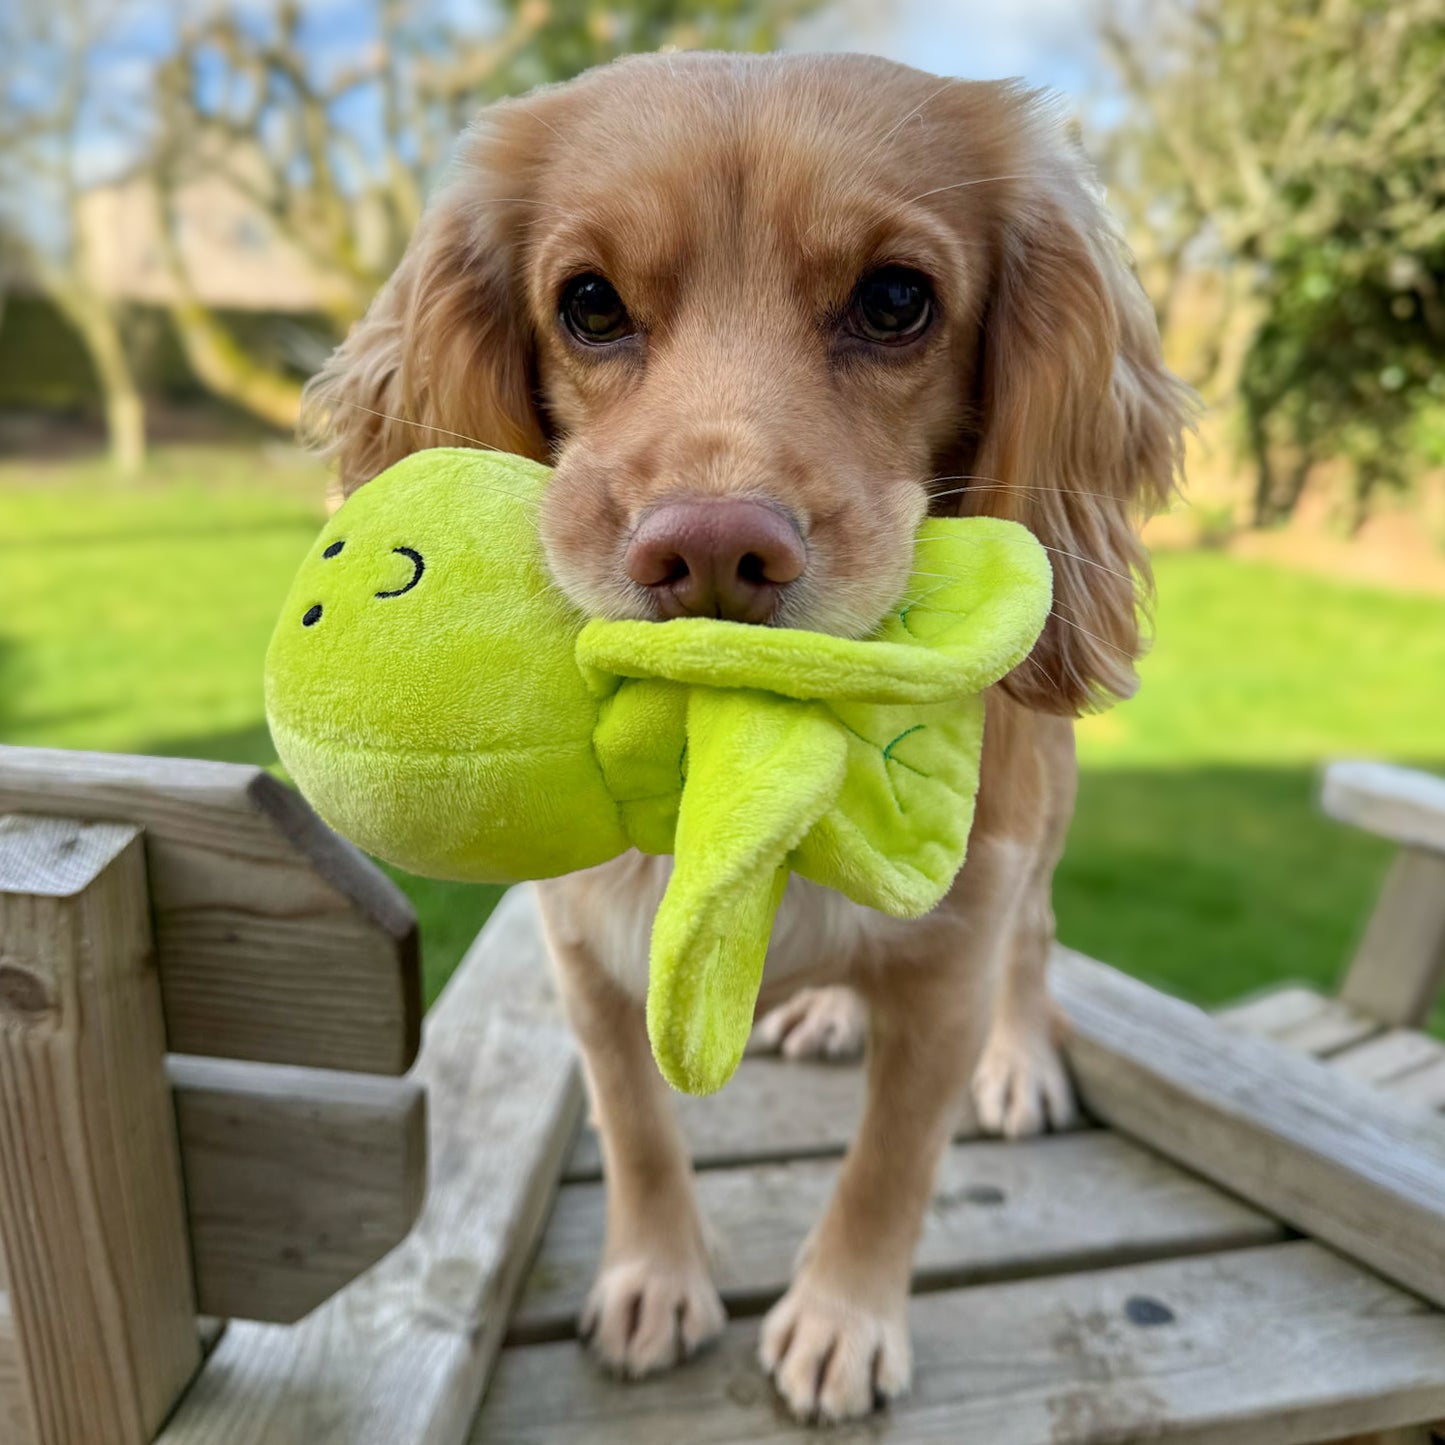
[300,116,549,495]
[966,105,1191,716]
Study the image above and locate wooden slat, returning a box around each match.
[1323,761,1445,854]
[566,1049,1085,1182]
[169,1056,426,1323]
[1331,1030,1445,1087]
[1340,849,1445,1027]
[514,1129,1285,1342]
[0,815,200,1445]
[0,1293,31,1445]
[1274,998,1381,1055]
[0,746,419,1074]
[1216,985,1334,1038]
[157,885,582,1445]
[1383,1059,1445,1113]
[1054,947,1445,1312]
[564,1055,868,1180]
[477,1242,1445,1444]
[1335,1432,1439,1445]
[1216,984,1380,1056]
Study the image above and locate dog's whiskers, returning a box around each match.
[910,531,1138,589]
[1035,545,1136,588]
[859,78,961,172]
[306,394,547,509]
[1047,606,1136,660]
[308,394,499,454]
[926,478,1126,503]
[906,173,1034,204]
[1017,649,1055,693]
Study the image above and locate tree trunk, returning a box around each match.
[1247,409,1275,528]
[166,296,304,433]
[145,175,305,433]
[54,284,147,475]
[103,383,147,475]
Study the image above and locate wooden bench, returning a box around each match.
[0,747,426,1443]
[1220,761,1445,1095]
[475,760,1445,1445]
[5,745,1444,1444]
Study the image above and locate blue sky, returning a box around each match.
[794,0,1119,113]
[57,0,1122,188]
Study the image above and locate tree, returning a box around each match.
[0,0,149,472]
[146,0,815,432]
[1103,0,1445,527]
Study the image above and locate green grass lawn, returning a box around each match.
[3,444,1443,1014]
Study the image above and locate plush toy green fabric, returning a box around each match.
[265,448,1052,1094]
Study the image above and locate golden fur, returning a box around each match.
[303,51,1189,1423]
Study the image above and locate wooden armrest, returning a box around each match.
[1322,760,1445,855]
[1053,946,1445,1312]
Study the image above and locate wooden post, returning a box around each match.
[1322,761,1445,1027]
[0,814,200,1445]
[1340,848,1445,1028]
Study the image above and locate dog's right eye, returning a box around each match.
[849,266,934,345]
[560,274,635,345]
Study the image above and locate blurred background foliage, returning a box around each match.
[1103,0,1445,532]
[1,0,1442,1006]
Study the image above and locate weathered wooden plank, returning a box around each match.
[1323,760,1445,855]
[0,815,200,1445]
[1273,999,1381,1056]
[477,1242,1445,1444]
[1053,947,1445,1311]
[1215,985,1333,1039]
[1384,1059,1445,1114]
[1340,849,1445,1028]
[169,1055,426,1323]
[514,1129,1285,1342]
[567,1035,1083,1181]
[564,1055,869,1180]
[1216,985,1380,1057]
[157,885,582,1445]
[1334,1430,1439,1444]
[0,1292,32,1445]
[0,746,419,1074]
[1331,1029,1445,1087]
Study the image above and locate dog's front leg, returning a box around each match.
[538,882,726,1378]
[759,836,1026,1423]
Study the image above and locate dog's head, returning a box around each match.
[304,53,1189,715]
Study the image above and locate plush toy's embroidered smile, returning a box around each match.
[265,448,1053,1094]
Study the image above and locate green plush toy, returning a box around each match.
[265,448,1052,1095]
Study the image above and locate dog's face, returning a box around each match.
[522,58,988,637]
[307,54,1188,713]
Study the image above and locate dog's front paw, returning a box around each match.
[580,1255,726,1379]
[759,1278,910,1423]
[971,1022,1077,1139]
[751,986,867,1061]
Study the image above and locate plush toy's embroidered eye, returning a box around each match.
[375,546,425,599]
[302,604,323,626]
[323,540,345,558]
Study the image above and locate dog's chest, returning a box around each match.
[561,851,914,1005]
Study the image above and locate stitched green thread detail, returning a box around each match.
[883,724,926,761]
[828,714,934,809]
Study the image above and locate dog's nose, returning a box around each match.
[625,500,805,623]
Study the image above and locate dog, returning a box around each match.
[302,51,1189,1423]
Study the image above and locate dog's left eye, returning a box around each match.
[849,267,934,344]
[560,273,635,345]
